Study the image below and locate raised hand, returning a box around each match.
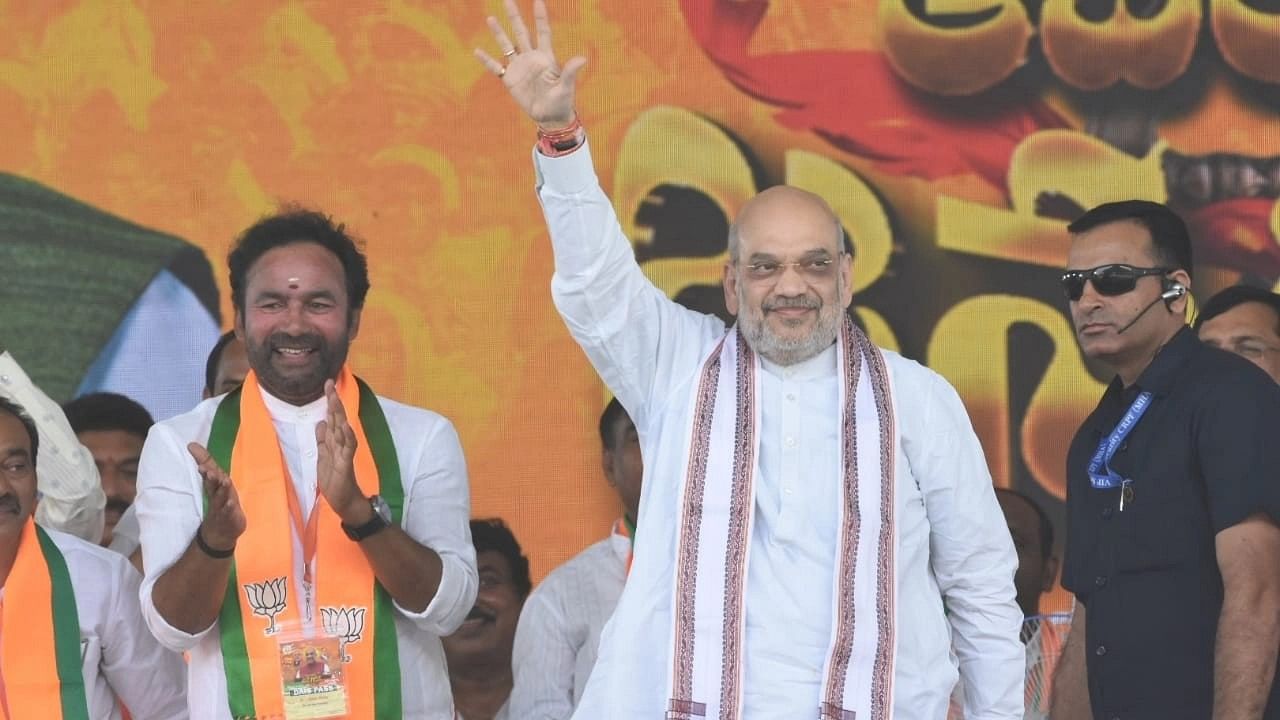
[315,379,364,522]
[474,0,586,129]
[188,441,246,550]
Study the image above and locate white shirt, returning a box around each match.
[0,526,188,719]
[535,142,1024,719]
[107,504,140,559]
[0,351,106,544]
[509,531,630,719]
[136,385,479,719]
[458,700,510,720]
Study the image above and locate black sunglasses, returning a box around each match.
[1060,264,1170,301]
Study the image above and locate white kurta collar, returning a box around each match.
[759,341,838,381]
[257,382,327,424]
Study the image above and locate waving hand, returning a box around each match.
[474,0,586,130]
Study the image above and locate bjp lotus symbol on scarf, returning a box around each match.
[320,606,366,662]
[244,576,288,635]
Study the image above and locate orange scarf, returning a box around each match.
[1,521,89,720]
[211,367,402,718]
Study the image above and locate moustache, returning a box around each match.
[764,296,820,311]
[268,332,325,352]
[105,498,132,515]
[0,494,20,515]
[1074,313,1114,329]
[465,606,496,623]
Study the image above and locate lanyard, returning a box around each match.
[283,467,320,620]
[1087,391,1153,491]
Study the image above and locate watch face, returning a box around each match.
[344,495,394,541]
[371,495,392,524]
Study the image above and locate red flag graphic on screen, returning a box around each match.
[678,0,1069,189]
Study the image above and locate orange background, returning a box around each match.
[2,0,1277,606]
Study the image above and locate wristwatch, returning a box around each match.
[341,495,392,541]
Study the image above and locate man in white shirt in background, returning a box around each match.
[510,397,642,718]
[0,395,187,719]
[475,3,1023,718]
[135,208,477,719]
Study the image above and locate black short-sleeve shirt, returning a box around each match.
[1063,327,1280,719]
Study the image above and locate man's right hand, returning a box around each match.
[151,443,249,636]
[474,0,586,130]
[188,441,245,550]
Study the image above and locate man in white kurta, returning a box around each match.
[478,4,1018,712]
[510,525,628,717]
[509,399,639,718]
[137,386,477,718]
[534,139,1023,720]
[14,525,191,718]
[135,209,478,719]
[0,396,187,719]
[474,3,1023,716]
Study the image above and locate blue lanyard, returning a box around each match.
[1088,391,1153,490]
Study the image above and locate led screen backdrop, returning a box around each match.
[1,1,1277,604]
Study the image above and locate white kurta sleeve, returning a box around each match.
[534,142,726,427]
[101,549,190,718]
[908,370,1024,719]
[135,419,215,651]
[393,414,477,635]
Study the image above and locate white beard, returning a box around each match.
[736,280,843,366]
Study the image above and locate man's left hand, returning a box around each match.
[316,379,369,524]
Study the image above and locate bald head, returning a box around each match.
[722,185,853,366]
[728,186,843,262]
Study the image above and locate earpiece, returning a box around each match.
[1161,282,1188,309]
[1161,283,1187,301]
[1119,281,1190,333]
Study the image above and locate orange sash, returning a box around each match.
[1,521,89,720]
[225,367,384,718]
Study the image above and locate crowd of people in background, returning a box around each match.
[1,2,1277,719]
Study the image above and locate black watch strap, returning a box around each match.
[342,495,392,541]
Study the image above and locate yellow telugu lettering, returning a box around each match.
[928,295,1105,497]
[875,0,1280,91]
[1211,0,1280,84]
[1040,0,1200,90]
[877,0,1032,95]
